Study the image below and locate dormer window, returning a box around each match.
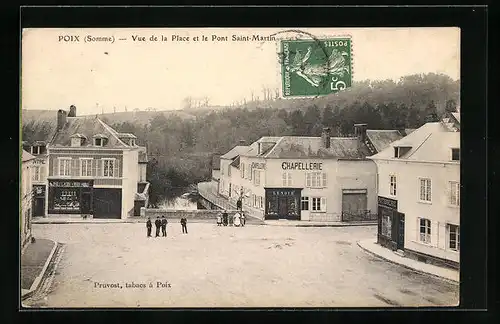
[30,142,47,155]
[70,134,87,147]
[93,134,108,147]
[394,146,412,158]
[31,146,40,155]
[118,133,137,146]
[451,148,460,161]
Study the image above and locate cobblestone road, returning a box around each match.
[23,223,459,308]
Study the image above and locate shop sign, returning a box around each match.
[34,185,45,195]
[269,189,296,196]
[33,159,46,165]
[251,162,266,170]
[378,196,397,210]
[49,180,93,188]
[282,161,322,171]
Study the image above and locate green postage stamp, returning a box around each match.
[281,37,352,97]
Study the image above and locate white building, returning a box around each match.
[368,112,460,269]
[218,126,406,221]
[21,150,36,249]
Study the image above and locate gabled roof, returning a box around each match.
[366,130,404,153]
[49,116,129,148]
[220,145,250,160]
[369,122,460,163]
[22,150,36,163]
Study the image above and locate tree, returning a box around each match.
[445,99,457,113]
[424,100,439,122]
[182,97,193,110]
[322,105,335,127]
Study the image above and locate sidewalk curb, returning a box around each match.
[264,222,377,228]
[357,240,459,284]
[21,240,57,301]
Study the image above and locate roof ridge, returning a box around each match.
[97,118,127,146]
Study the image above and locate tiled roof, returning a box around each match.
[258,136,371,159]
[22,150,36,162]
[49,116,128,148]
[220,146,250,160]
[366,130,404,153]
[369,122,460,162]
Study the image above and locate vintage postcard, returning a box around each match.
[20,27,460,308]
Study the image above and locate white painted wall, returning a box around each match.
[375,159,460,263]
[21,159,33,248]
[121,149,139,219]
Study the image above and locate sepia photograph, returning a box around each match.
[20,26,461,308]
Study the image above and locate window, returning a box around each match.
[229,183,232,197]
[81,159,93,177]
[419,218,431,243]
[306,172,327,188]
[448,224,460,251]
[102,159,115,177]
[31,146,40,155]
[58,158,71,176]
[301,197,309,211]
[32,166,40,181]
[259,196,263,209]
[451,148,460,161]
[240,163,245,178]
[94,138,103,146]
[253,170,260,186]
[449,181,460,206]
[228,165,231,176]
[311,197,326,212]
[419,178,432,202]
[390,175,397,196]
[394,146,411,158]
[282,172,292,186]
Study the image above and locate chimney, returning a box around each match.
[353,123,368,142]
[239,140,246,146]
[321,127,331,148]
[57,109,67,130]
[68,105,76,117]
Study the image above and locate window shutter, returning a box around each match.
[71,159,78,176]
[40,166,45,180]
[288,173,292,186]
[306,173,311,187]
[249,168,253,180]
[320,197,327,212]
[427,180,432,201]
[53,159,58,176]
[322,173,327,187]
[96,159,102,177]
[115,159,120,178]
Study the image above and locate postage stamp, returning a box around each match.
[281,37,352,97]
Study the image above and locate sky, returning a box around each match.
[21,27,460,115]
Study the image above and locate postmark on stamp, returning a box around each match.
[281,37,352,98]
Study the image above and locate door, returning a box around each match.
[34,198,45,217]
[93,188,122,219]
[81,192,91,214]
[278,197,288,218]
[397,213,405,250]
[341,192,368,221]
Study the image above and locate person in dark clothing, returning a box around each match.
[146,217,152,237]
[222,210,228,226]
[236,198,242,211]
[161,216,168,237]
[155,217,161,237]
[181,217,188,234]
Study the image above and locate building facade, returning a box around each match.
[24,105,149,219]
[218,125,404,221]
[368,113,460,269]
[21,150,36,249]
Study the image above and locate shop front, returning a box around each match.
[32,185,46,217]
[264,188,302,220]
[377,196,405,251]
[48,179,93,215]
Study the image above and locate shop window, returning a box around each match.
[448,224,460,251]
[381,209,392,237]
[389,175,397,196]
[449,181,460,206]
[301,196,309,211]
[418,218,431,243]
[419,178,432,202]
[53,189,80,211]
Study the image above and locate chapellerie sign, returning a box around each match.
[281,161,323,171]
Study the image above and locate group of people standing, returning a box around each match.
[216,210,246,227]
[146,216,188,237]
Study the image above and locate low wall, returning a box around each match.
[141,208,241,220]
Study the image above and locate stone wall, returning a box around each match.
[141,208,240,220]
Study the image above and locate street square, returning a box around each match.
[23,223,459,308]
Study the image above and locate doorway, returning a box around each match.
[397,213,405,250]
[81,192,92,214]
[278,197,288,218]
[33,198,45,217]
